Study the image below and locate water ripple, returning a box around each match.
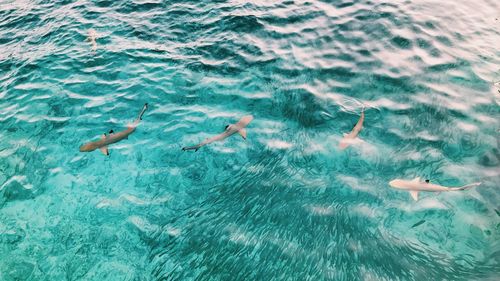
[0,0,499,280]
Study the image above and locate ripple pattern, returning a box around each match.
[0,0,499,280]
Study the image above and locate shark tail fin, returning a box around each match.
[238,128,247,140]
[131,103,148,126]
[457,182,481,191]
[137,103,148,121]
[182,145,201,152]
[139,103,148,120]
[409,191,419,201]
[128,103,148,128]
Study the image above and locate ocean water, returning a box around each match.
[1,0,499,280]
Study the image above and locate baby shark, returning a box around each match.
[389,177,481,201]
[79,103,148,155]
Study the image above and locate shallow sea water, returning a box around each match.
[1,0,499,280]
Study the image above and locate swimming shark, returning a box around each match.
[182,115,254,152]
[389,177,481,201]
[79,103,148,155]
[339,107,365,150]
[88,29,97,51]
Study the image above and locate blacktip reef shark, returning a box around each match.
[79,103,148,155]
[389,177,481,201]
[339,107,365,150]
[182,115,254,152]
[87,29,97,51]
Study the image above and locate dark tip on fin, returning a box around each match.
[425,179,430,183]
[411,220,426,228]
[139,103,148,120]
[181,146,199,152]
[109,130,114,134]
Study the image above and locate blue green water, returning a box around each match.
[1,0,499,280]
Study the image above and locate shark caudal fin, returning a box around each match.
[182,145,200,152]
[457,182,481,190]
[409,191,419,201]
[129,103,148,127]
[137,103,148,121]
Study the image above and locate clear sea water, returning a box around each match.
[1,0,499,280]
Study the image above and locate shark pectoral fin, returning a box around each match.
[99,146,109,156]
[409,191,419,201]
[238,129,247,140]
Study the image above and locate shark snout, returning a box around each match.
[79,143,96,152]
[389,179,403,189]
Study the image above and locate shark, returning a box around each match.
[389,177,481,201]
[88,29,97,51]
[339,107,365,150]
[79,103,148,155]
[182,115,253,152]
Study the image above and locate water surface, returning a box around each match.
[0,0,499,280]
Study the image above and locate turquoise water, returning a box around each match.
[1,0,499,280]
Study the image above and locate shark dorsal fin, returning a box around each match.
[238,129,247,140]
[99,146,109,156]
[412,177,421,183]
[409,191,419,201]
